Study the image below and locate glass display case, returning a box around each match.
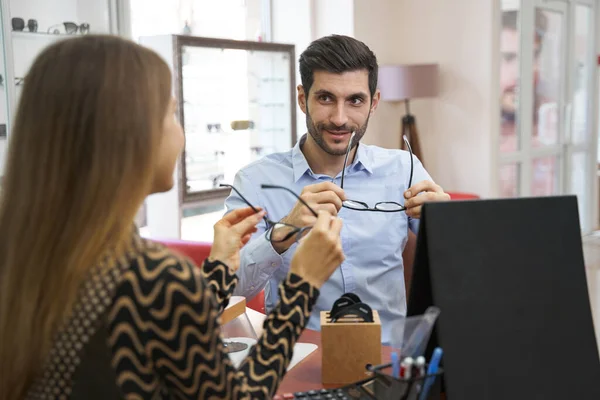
[140,34,297,238]
[176,36,297,203]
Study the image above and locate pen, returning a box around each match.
[401,356,414,379]
[414,355,427,393]
[415,355,426,377]
[418,347,443,400]
[391,351,400,379]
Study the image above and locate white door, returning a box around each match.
[499,0,597,233]
[567,1,597,233]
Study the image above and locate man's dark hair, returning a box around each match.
[299,34,378,98]
[502,9,548,45]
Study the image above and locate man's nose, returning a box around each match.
[329,103,349,128]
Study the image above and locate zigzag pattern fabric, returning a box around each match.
[27,234,319,399]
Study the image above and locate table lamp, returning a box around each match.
[378,64,439,164]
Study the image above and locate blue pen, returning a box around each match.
[418,347,443,400]
[391,351,400,379]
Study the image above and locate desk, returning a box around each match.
[241,308,392,395]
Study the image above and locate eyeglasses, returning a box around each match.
[47,22,90,35]
[339,132,414,212]
[220,184,318,244]
[64,22,90,34]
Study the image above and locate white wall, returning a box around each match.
[354,0,500,198]
[77,0,112,33]
[312,0,354,38]
[139,34,182,238]
[271,0,312,142]
[270,0,356,144]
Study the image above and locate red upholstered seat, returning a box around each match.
[153,238,265,314]
[447,192,480,200]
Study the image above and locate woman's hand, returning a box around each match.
[289,211,344,288]
[209,207,266,272]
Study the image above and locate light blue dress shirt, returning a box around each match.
[224,134,432,344]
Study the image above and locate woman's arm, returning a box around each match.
[200,258,238,310]
[108,251,317,399]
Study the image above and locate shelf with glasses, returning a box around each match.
[11,31,80,39]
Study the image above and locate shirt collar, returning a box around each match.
[292,135,311,182]
[354,139,374,174]
[292,134,374,182]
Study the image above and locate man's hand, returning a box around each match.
[209,207,266,272]
[272,182,346,254]
[404,181,450,219]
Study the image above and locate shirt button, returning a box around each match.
[250,286,255,290]
[271,262,277,267]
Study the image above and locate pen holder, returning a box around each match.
[321,310,382,385]
[369,362,443,400]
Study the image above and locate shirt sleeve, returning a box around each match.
[224,169,295,299]
[108,250,319,399]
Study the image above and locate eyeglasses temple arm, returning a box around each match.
[340,131,356,189]
[260,184,319,217]
[219,184,270,226]
[403,136,414,189]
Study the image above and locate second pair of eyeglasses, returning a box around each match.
[339,131,414,212]
[221,183,318,244]
[220,132,414,244]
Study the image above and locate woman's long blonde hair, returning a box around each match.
[0,35,172,399]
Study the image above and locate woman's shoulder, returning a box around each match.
[109,236,210,329]
[123,236,200,286]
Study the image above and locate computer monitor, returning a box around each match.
[407,195,600,400]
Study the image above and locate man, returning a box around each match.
[500,9,557,197]
[500,9,550,142]
[224,35,449,343]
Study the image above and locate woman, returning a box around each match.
[0,35,344,399]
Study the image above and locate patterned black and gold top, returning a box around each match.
[26,234,319,399]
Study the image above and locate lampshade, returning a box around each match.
[378,64,439,101]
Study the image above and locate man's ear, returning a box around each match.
[370,89,381,115]
[298,85,307,114]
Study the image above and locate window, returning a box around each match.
[129,0,265,42]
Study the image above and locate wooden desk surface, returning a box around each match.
[240,308,391,395]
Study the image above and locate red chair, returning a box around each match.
[446,192,480,200]
[153,238,265,314]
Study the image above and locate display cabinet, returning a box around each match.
[140,34,297,238]
[0,0,122,179]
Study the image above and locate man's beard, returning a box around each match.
[501,88,542,125]
[501,89,517,123]
[305,109,370,156]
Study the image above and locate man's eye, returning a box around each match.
[319,95,332,102]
